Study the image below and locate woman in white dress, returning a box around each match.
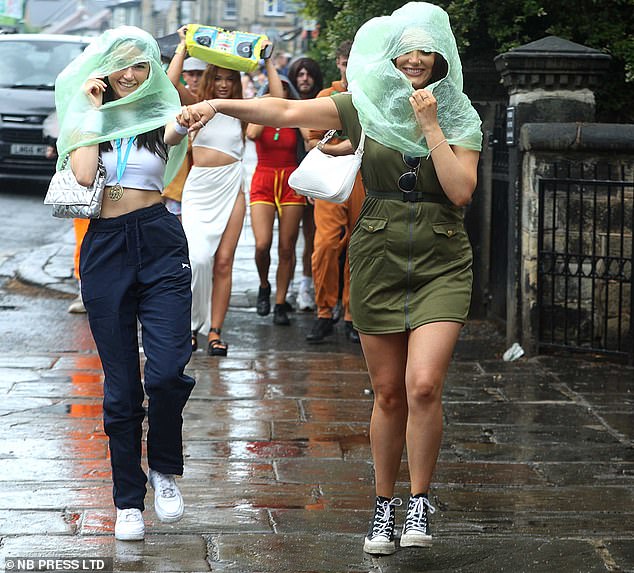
[181,48,280,356]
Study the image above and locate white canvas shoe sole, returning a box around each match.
[399,531,433,547]
[363,535,397,555]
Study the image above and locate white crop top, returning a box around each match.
[101,139,166,191]
[192,112,244,160]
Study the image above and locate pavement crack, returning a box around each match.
[297,399,308,423]
[555,381,632,446]
[266,508,278,533]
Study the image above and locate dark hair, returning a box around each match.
[336,41,353,59]
[430,54,448,84]
[98,77,168,161]
[287,57,323,99]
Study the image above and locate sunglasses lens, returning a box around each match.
[398,171,417,192]
[402,154,420,169]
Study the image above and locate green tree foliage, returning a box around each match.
[301,0,634,121]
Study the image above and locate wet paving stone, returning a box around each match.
[0,510,76,534]
[1,535,209,572]
[207,533,610,572]
[182,420,271,441]
[9,380,105,398]
[270,508,371,534]
[184,439,343,460]
[303,399,373,422]
[184,399,300,422]
[0,314,632,571]
[271,420,369,441]
[0,484,112,510]
[265,379,371,400]
[177,482,322,510]
[535,461,634,485]
[445,401,599,425]
[0,437,108,460]
[81,506,272,536]
[0,355,56,369]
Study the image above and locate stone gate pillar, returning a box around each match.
[493,36,610,349]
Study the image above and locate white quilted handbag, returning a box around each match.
[289,128,365,203]
[43,155,106,219]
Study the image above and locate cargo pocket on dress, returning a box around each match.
[432,222,467,261]
[350,217,388,261]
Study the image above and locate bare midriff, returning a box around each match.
[192,147,238,167]
[100,188,163,218]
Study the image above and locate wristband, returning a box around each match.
[173,122,188,135]
[82,110,103,135]
[175,43,186,55]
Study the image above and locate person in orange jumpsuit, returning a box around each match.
[305,41,364,343]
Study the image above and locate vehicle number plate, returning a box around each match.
[10,143,47,156]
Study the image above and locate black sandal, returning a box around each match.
[207,327,228,357]
[192,331,198,352]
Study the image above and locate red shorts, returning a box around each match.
[249,165,306,209]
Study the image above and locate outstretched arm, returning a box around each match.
[179,96,342,133]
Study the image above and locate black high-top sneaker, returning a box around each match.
[399,493,436,547]
[363,496,402,555]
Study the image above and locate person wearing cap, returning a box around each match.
[177,1,482,553]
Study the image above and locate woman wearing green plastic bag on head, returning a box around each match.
[177,2,481,553]
[55,26,195,542]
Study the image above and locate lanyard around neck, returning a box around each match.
[115,137,136,183]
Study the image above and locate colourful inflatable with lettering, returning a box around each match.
[185,25,272,73]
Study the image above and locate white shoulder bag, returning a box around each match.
[288,128,365,204]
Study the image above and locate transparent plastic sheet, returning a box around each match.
[55,26,186,185]
[347,2,482,156]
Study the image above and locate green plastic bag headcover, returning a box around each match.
[347,2,482,156]
[55,26,186,185]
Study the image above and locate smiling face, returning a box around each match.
[107,62,150,99]
[394,50,436,89]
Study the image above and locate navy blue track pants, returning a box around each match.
[80,203,195,510]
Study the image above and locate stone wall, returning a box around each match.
[519,123,634,355]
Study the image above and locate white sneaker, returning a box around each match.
[148,469,184,523]
[114,508,145,541]
[67,294,86,313]
[297,287,315,312]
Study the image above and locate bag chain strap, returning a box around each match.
[318,128,366,156]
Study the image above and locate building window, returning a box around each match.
[224,0,237,20]
[264,0,285,16]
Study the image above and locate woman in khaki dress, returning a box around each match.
[178,1,482,555]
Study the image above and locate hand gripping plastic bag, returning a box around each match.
[346,2,482,157]
[185,25,272,73]
[54,26,186,186]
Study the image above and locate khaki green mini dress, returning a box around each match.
[332,93,473,335]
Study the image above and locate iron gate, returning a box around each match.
[537,161,633,361]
